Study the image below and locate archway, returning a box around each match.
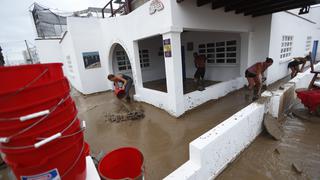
[110,43,133,78]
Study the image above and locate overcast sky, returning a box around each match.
[0,0,105,63]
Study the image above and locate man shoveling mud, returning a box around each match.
[288,52,311,79]
[245,57,273,101]
[107,74,133,102]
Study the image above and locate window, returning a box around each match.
[198,40,237,64]
[280,35,293,59]
[116,51,131,71]
[139,50,150,68]
[306,36,312,52]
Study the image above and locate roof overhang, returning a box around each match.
[177,0,320,17]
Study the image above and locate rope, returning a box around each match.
[0,117,84,150]
[61,140,85,178]
[0,68,49,103]
[2,95,70,141]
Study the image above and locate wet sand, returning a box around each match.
[217,103,320,180]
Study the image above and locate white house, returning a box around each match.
[34,0,320,117]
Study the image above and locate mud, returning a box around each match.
[263,114,283,140]
[292,106,320,122]
[0,77,289,180]
[72,87,253,180]
[217,101,320,180]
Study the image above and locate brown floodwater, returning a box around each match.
[217,103,320,180]
[73,87,251,180]
[0,76,289,180]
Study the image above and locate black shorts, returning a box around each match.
[288,61,300,68]
[194,67,205,79]
[245,70,256,78]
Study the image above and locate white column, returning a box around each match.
[128,41,143,96]
[240,32,251,77]
[162,31,185,116]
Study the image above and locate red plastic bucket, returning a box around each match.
[1,106,78,147]
[0,63,64,94]
[0,98,75,137]
[115,88,126,99]
[98,147,144,180]
[84,142,90,156]
[4,133,86,180]
[0,120,82,166]
[0,78,70,113]
[0,94,72,122]
[296,89,320,112]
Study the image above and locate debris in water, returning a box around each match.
[263,114,283,140]
[292,162,303,174]
[105,110,145,123]
[273,148,280,155]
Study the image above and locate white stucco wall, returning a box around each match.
[60,32,84,92]
[35,0,320,116]
[36,39,63,64]
[181,31,241,82]
[138,35,166,82]
[267,10,320,84]
[66,17,109,94]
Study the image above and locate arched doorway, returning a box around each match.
[111,43,133,78]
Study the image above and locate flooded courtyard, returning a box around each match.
[73,87,251,180]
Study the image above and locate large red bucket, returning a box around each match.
[98,147,144,180]
[0,98,75,138]
[0,94,72,124]
[0,78,70,113]
[1,119,82,165]
[0,63,86,180]
[4,133,86,180]
[0,63,64,94]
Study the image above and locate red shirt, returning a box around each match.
[195,55,206,68]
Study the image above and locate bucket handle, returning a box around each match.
[0,120,85,150]
[0,89,69,122]
[34,133,62,148]
[0,68,49,101]
[4,134,86,179]
[0,95,70,142]
[20,110,50,122]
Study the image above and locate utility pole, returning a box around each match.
[25,40,33,64]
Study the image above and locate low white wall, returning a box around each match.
[184,77,246,111]
[166,65,318,180]
[165,102,267,180]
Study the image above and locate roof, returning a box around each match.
[177,0,320,17]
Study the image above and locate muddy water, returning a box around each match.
[217,103,320,180]
[0,77,289,180]
[72,87,252,180]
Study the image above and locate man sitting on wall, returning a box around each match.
[245,57,274,101]
[193,52,206,90]
[288,52,311,79]
[107,74,133,102]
